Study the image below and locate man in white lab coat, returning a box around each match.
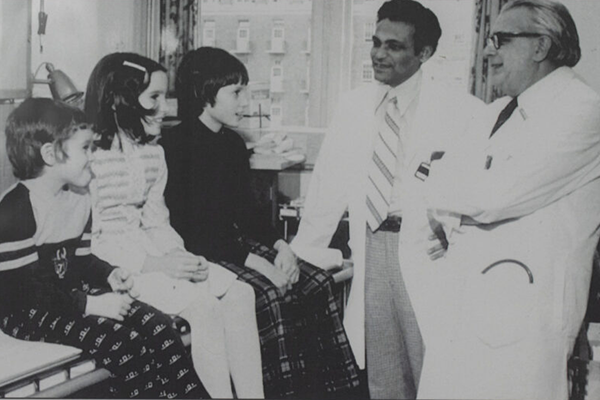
[291,0,481,397]
[403,0,600,398]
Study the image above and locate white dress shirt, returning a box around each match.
[387,70,421,216]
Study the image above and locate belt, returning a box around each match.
[378,216,402,233]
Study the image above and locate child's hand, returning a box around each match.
[263,262,291,296]
[246,253,290,295]
[107,268,139,297]
[86,293,134,321]
[189,255,209,283]
[149,250,206,281]
[273,240,300,284]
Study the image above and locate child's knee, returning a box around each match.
[228,280,255,303]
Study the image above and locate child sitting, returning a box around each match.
[85,52,263,398]
[161,47,361,398]
[0,98,209,399]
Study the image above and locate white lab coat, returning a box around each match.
[292,72,482,368]
[403,67,600,399]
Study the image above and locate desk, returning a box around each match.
[249,153,304,227]
[249,153,303,171]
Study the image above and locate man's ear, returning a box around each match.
[40,143,56,166]
[419,46,434,63]
[533,35,552,62]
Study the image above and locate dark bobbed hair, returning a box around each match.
[6,98,88,180]
[503,0,580,67]
[377,0,442,55]
[176,47,249,122]
[84,52,166,150]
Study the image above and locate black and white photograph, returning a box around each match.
[1,0,600,399]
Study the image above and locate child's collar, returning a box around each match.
[197,114,223,134]
[22,177,68,199]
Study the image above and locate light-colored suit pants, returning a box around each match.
[365,226,424,399]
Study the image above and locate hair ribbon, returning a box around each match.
[123,60,147,73]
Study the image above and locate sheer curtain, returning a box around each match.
[469,0,509,103]
[155,0,199,95]
[307,0,353,128]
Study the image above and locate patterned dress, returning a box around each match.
[0,182,209,399]
[160,120,361,398]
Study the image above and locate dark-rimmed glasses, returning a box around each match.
[487,32,543,50]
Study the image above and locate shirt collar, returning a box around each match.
[376,69,422,116]
[515,66,572,120]
[22,178,66,201]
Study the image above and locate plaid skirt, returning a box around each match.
[215,238,361,398]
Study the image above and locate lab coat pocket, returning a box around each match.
[464,259,536,348]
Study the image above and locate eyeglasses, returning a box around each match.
[487,32,543,50]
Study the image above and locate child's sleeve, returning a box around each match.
[0,185,86,314]
[161,134,189,244]
[232,135,281,248]
[76,215,116,287]
[140,147,186,253]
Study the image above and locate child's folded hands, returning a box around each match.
[144,249,210,282]
[108,267,139,297]
[85,292,134,321]
[189,255,210,283]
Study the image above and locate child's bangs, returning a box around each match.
[221,69,249,87]
[54,122,93,160]
[63,122,92,139]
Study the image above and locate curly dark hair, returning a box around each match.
[377,0,442,55]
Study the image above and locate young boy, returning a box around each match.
[0,98,209,399]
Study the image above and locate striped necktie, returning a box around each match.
[366,95,401,231]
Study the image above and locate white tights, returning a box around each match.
[180,280,263,398]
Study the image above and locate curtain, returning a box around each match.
[158,0,199,95]
[307,0,353,128]
[469,0,510,103]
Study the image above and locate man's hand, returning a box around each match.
[86,293,134,321]
[273,240,300,284]
[427,211,449,261]
[107,268,139,298]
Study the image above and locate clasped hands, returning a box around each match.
[86,267,138,321]
[247,240,299,296]
[143,249,209,282]
[88,250,210,320]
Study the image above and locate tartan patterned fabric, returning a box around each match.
[215,238,361,398]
